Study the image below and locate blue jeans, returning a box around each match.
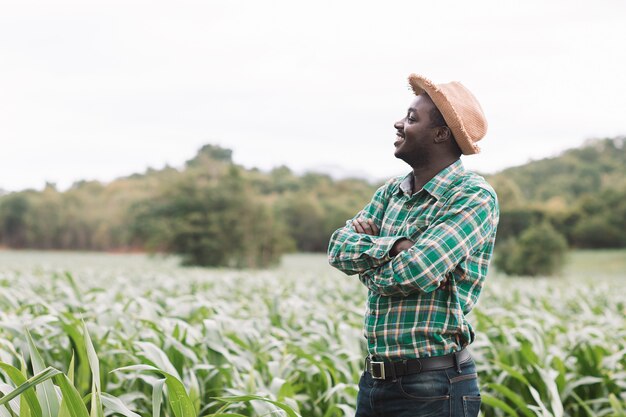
[355,357,481,417]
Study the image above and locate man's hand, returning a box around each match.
[352,218,380,236]
[390,238,414,257]
[437,278,450,291]
[352,222,450,291]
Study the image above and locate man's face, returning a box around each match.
[393,94,439,165]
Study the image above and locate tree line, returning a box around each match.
[0,145,374,267]
[1,138,624,270]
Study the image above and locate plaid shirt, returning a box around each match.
[328,160,499,359]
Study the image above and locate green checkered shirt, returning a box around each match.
[328,159,499,359]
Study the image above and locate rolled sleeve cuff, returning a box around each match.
[363,236,405,262]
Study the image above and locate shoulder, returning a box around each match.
[444,171,498,209]
[373,174,406,198]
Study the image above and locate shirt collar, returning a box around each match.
[397,159,465,200]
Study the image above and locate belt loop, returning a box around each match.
[453,351,462,373]
[389,361,397,382]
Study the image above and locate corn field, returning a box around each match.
[0,250,624,417]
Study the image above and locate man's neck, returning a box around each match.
[411,157,460,193]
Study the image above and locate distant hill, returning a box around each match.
[486,137,626,205]
[485,137,626,248]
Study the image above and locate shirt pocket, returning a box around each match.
[402,217,430,240]
[379,213,402,236]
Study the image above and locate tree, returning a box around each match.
[495,207,545,243]
[494,222,568,276]
[572,217,624,249]
[0,193,31,248]
[276,194,330,252]
[133,166,291,267]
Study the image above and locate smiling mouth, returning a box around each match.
[394,133,405,147]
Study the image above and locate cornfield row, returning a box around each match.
[0,251,624,416]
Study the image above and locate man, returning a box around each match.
[327,74,499,417]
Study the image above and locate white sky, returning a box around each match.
[1,0,626,192]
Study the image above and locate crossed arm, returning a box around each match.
[327,182,402,274]
[328,186,497,297]
[351,218,415,258]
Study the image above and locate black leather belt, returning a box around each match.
[365,349,471,380]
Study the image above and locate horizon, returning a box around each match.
[2,135,620,194]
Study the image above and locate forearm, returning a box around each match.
[327,181,398,274]
[359,247,446,296]
[327,225,402,275]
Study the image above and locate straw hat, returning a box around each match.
[408,74,487,155]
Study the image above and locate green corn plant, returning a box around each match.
[1,251,625,417]
[0,326,138,417]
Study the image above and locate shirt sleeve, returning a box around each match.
[359,186,498,296]
[327,180,405,275]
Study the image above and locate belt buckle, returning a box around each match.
[370,361,386,380]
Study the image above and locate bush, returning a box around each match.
[496,207,546,242]
[572,216,624,248]
[276,194,327,252]
[494,222,568,276]
[132,167,292,268]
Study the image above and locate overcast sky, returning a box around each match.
[1,0,625,192]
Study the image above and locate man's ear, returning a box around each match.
[433,126,452,143]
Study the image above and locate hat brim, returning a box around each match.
[408,74,481,155]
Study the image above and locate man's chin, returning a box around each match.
[394,148,414,165]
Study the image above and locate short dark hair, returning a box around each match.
[428,101,447,128]
[422,93,458,153]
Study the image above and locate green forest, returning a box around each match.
[1,137,625,268]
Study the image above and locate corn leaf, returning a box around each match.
[152,378,166,417]
[53,375,90,417]
[212,395,301,417]
[58,354,76,417]
[206,414,247,417]
[609,394,626,417]
[481,393,519,417]
[81,321,102,417]
[100,393,140,417]
[0,381,22,415]
[59,317,90,396]
[133,342,181,381]
[25,331,60,417]
[114,365,196,417]
[486,383,534,417]
[0,367,60,410]
[0,363,42,417]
